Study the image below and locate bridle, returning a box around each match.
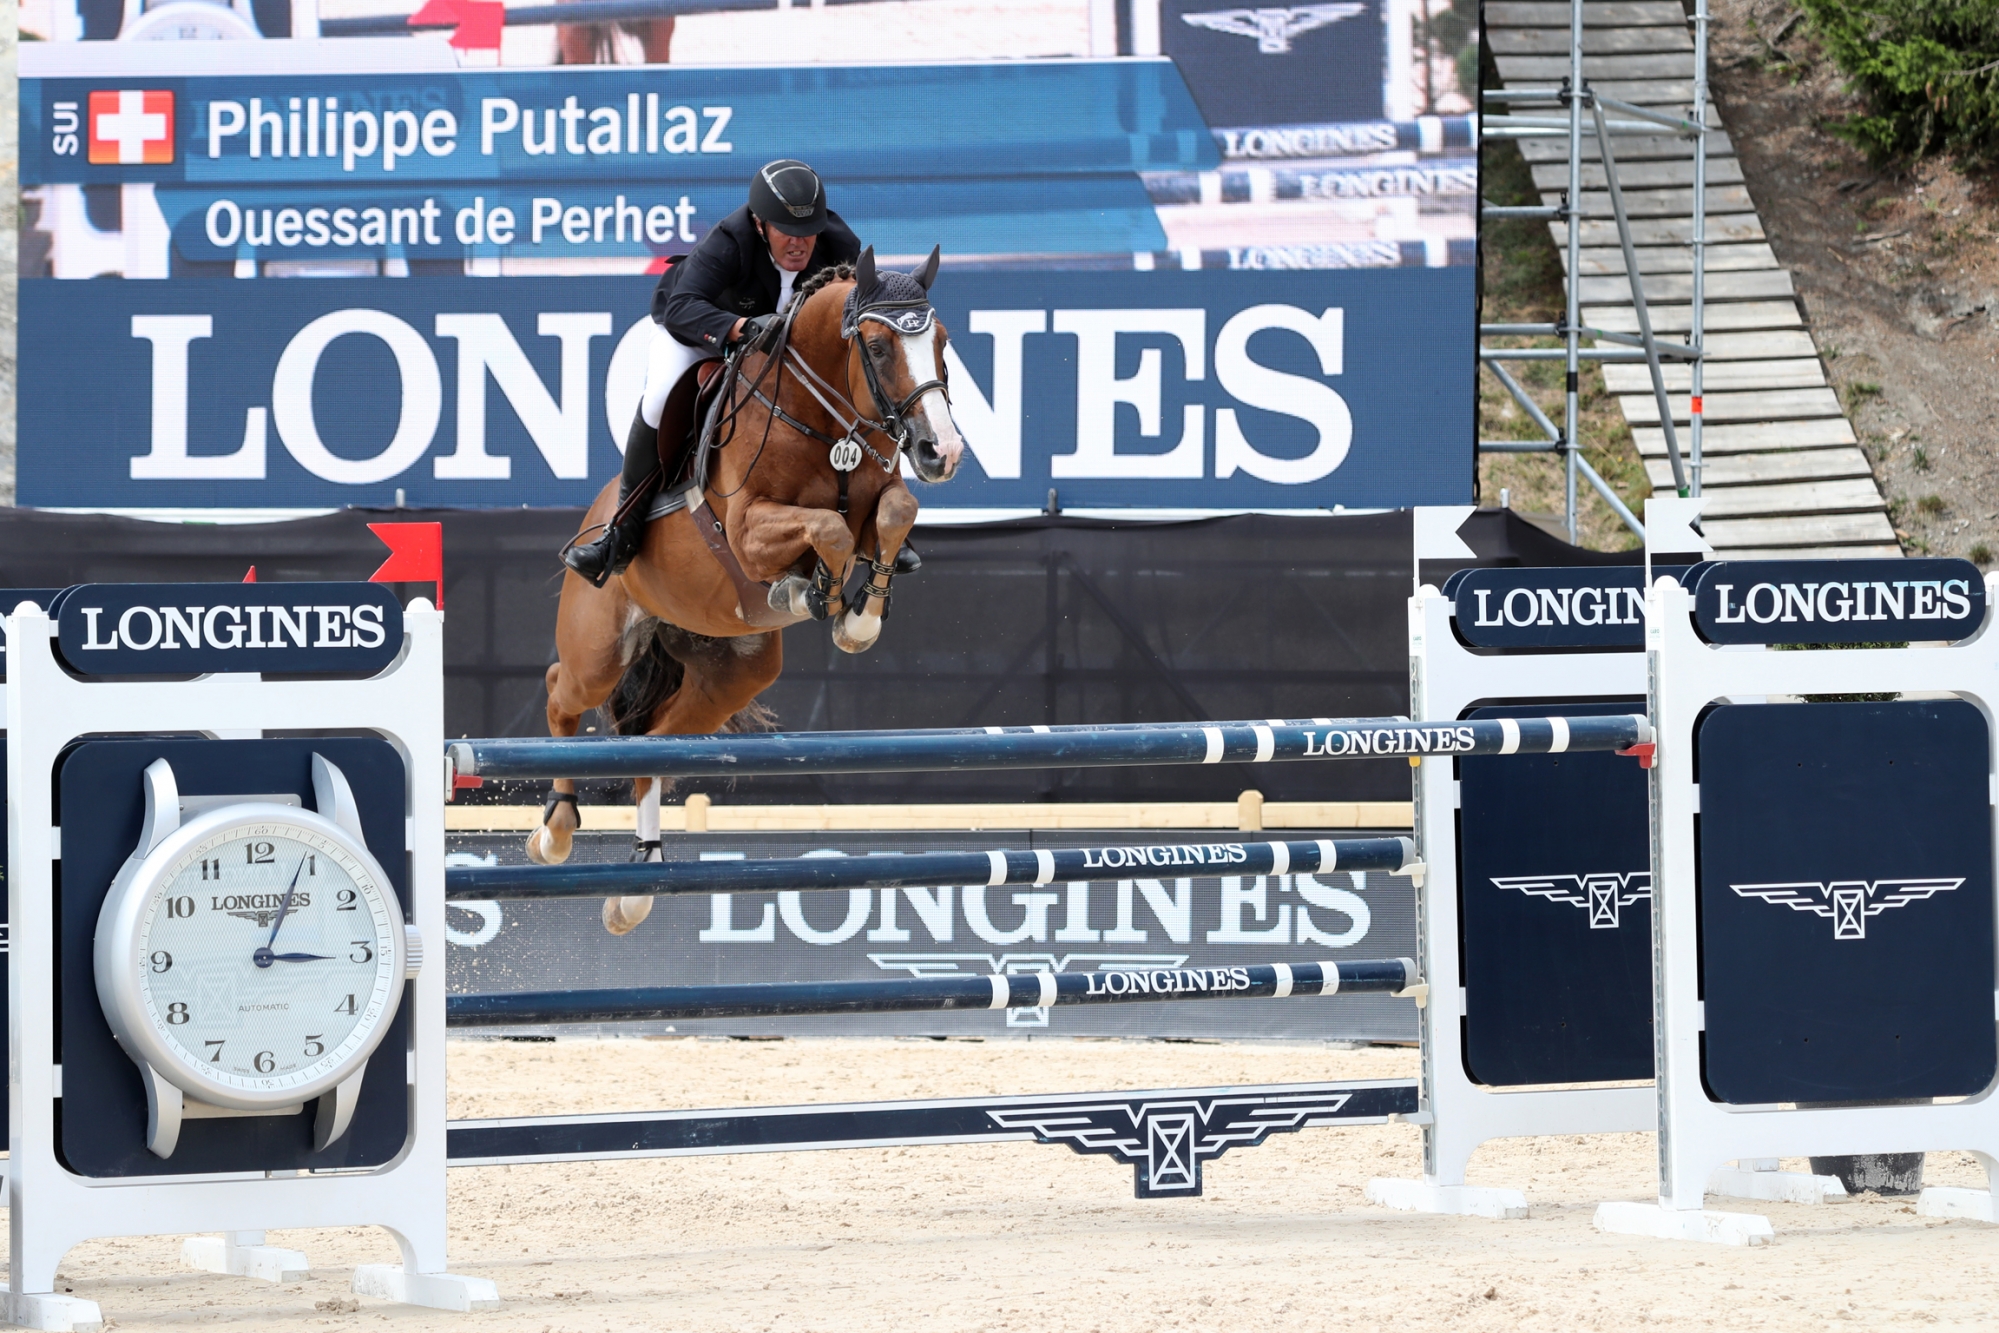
[735,288,950,480]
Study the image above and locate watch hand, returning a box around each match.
[266,856,310,949]
[268,952,332,962]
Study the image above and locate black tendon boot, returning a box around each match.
[564,415,662,586]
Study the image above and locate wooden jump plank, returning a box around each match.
[1565,217,1766,246]
[1495,54,1697,81]
[1619,386,1844,425]
[1577,242,1779,276]
[1588,301,1804,334]
[443,801,1417,833]
[1701,511,1899,547]
[1717,544,1904,560]
[1695,330,1820,360]
[1642,447,1874,490]
[1531,158,1745,191]
[1561,186,1759,218]
[1487,27,1692,55]
[1517,130,1730,165]
[1673,478,1889,519]
[1579,269,1794,304]
[1485,2,1692,28]
[1582,79,1700,104]
[1632,419,1858,455]
[1601,357,1825,393]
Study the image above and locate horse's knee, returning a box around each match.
[877,486,918,534]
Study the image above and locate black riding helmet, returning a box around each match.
[748,159,828,237]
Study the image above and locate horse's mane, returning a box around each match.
[787,262,856,312]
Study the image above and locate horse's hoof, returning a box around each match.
[832,611,882,655]
[527,825,573,866]
[768,575,812,618]
[603,895,655,935]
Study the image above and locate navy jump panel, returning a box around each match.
[55,738,412,1178]
[1459,702,1654,1086]
[1698,699,1996,1104]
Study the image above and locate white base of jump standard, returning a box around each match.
[1916,1188,1999,1222]
[1593,1202,1776,1247]
[1706,1166,1848,1206]
[0,1285,106,1333]
[1367,1163,1842,1223]
[181,1233,310,1283]
[1365,1178,1528,1219]
[351,1266,502,1313]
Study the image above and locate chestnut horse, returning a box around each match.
[534,248,967,933]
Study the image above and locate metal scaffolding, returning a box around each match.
[1478,0,1711,544]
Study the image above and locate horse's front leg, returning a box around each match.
[832,482,917,654]
[735,498,857,621]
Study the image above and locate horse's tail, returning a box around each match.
[606,615,777,738]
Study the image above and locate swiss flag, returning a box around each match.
[88,90,174,165]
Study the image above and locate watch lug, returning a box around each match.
[144,1064,184,1158]
[139,758,181,856]
[313,1069,365,1152]
[310,753,366,842]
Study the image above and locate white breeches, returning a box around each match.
[640,327,719,430]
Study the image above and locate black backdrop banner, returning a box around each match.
[0,506,1600,805]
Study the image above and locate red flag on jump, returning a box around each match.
[408,0,504,50]
[368,522,445,610]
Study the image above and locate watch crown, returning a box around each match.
[404,925,424,979]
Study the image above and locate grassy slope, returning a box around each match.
[1476,136,1652,552]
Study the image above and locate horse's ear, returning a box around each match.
[855,246,877,297]
[913,245,941,291]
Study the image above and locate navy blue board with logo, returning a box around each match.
[1157,0,1385,126]
[1446,565,1691,652]
[1691,558,1985,646]
[55,737,410,1178]
[50,582,404,676]
[1457,702,1653,1085]
[1697,700,1996,1104]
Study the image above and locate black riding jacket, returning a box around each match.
[651,205,863,352]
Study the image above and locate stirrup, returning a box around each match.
[562,528,620,588]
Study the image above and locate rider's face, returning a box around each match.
[761,222,817,273]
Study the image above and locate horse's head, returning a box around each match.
[842,246,965,483]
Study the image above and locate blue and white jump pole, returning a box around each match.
[447,959,1421,1027]
[446,835,1424,901]
[446,714,1649,784]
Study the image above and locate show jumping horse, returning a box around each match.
[535,247,967,933]
[554,0,672,64]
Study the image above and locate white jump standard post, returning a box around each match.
[1597,563,1999,1245]
[1373,502,1844,1221]
[4,593,497,1329]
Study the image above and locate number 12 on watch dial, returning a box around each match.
[94,754,423,1159]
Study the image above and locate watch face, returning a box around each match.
[113,806,404,1107]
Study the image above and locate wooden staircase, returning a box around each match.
[1485,0,1897,557]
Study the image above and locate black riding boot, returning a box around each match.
[564,414,661,586]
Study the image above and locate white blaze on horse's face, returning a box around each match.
[897,325,965,483]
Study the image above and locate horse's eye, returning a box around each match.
[869,339,893,363]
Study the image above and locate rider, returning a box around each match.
[564,159,864,586]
